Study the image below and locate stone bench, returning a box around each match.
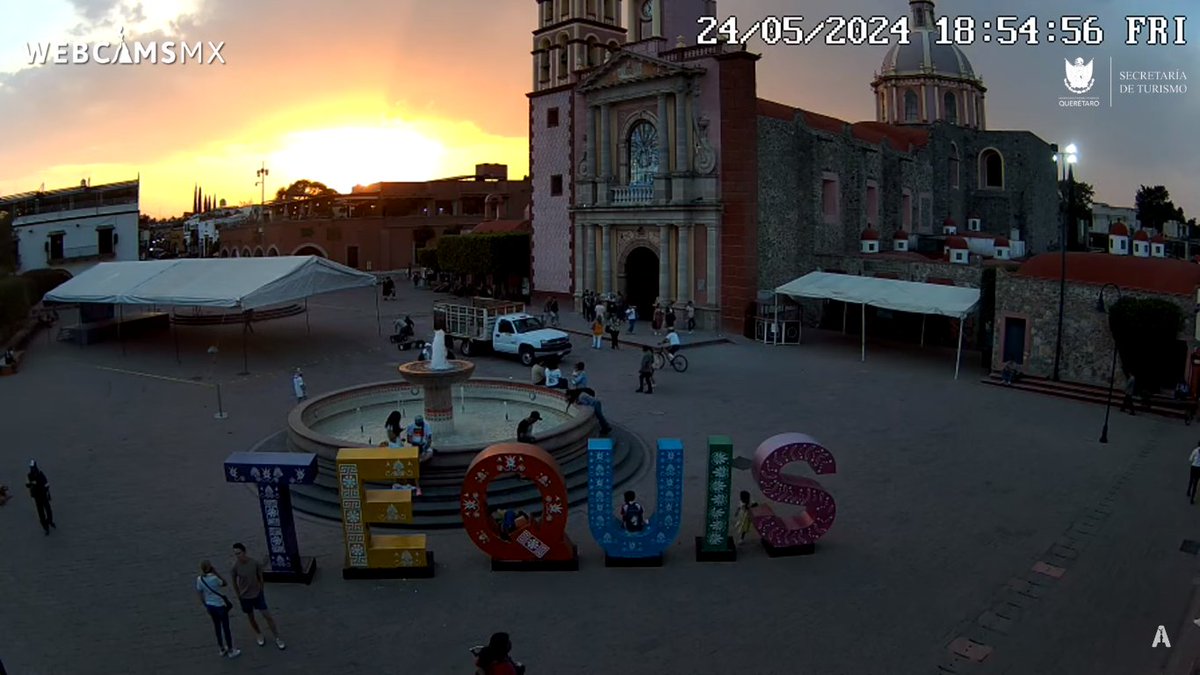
[0,350,25,376]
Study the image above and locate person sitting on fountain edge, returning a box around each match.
[517,411,541,443]
[383,411,404,447]
[406,415,433,458]
[565,389,612,435]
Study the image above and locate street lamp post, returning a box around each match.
[1096,282,1122,443]
[255,162,270,220]
[1051,143,1079,381]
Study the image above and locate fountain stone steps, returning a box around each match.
[252,427,647,529]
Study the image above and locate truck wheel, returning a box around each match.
[519,347,535,366]
[460,339,474,356]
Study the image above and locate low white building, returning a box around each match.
[2,179,140,274]
[1090,202,1139,237]
[184,205,258,256]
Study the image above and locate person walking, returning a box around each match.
[607,317,621,350]
[25,460,55,535]
[664,304,677,333]
[517,411,542,443]
[292,369,307,403]
[637,347,655,394]
[685,300,696,333]
[230,543,286,650]
[591,317,604,349]
[1120,375,1137,415]
[626,305,637,334]
[652,305,664,336]
[566,389,612,434]
[733,490,756,543]
[594,299,606,324]
[196,560,241,659]
[1189,441,1200,504]
[548,298,559,327]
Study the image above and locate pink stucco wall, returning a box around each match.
[530,90,575,295]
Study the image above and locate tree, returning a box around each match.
[0,210,14,273]
[274,180,338,201]
[1136,185,1185,232]
[1109,297,1184,390]
[1060,179,1094,250]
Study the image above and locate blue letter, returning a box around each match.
[587,438,683,563]
[224,452,319,583]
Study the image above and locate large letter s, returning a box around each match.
[751,432,837,552]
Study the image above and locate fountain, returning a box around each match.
[279,330,648,527]
[395,330,475,433]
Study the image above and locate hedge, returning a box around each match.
[1109,296,1184,390]
[0,268,72,343]
[436,233,530,277]
[417,248,439,271]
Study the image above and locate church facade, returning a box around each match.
[528,0,1058,331]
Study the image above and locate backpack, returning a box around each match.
[623,502,645,531]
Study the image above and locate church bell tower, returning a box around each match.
[532,0,627,92]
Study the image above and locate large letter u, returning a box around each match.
[587,438,683,562]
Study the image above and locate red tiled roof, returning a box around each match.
[893,229,909,239]
[860,228,880,241]
[756,99,929,149]
[1109,221,1129,236]
[994,237,1010,247]
[943,217,956,227]
[946,236,969,250]
[1133,230,1150,241]
[470,219,530,234]
[1018,252,1200,296]
[1152,233,1166,244]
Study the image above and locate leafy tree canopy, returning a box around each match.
[274,180,338,201]
[1136,185,1185,232]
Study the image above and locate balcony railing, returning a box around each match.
[611,183,654,205]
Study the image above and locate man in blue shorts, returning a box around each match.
[231,542,286,650]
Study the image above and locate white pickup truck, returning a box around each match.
[433,298,572,366]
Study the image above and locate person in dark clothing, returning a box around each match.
[381,276,395,300]
[637,347,655,394]
[26,460,55,535]
[566,389,612,434]
[473,632,524,675]
[517,411,542,443]
[607,317,620,350]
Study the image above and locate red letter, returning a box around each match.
[460,443,577,570]
[751,432,837,553]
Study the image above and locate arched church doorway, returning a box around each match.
[294,245,325,258]
[623,246,659,320]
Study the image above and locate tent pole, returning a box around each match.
[172,309,180,364]
[374,286,381,336]
[860,303,866,362]
[239,323,249,376]
[304,298,310,335]
[772,293,779,345]
[920,315,926,347]
[118,304,125,356]
[842,303,847,334]
[954,317,964,380]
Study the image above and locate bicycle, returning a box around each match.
[653,346,688,372]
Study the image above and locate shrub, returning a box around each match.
[20,267,73,304]
[0,275,32,342]
[1108,296,1184,389]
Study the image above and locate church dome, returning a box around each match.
[880,33,975,80]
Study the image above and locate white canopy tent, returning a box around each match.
[774,271,981,379]
[45,256,376,309]
[45,256,379,371]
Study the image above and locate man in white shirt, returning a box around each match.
[1188,442,1200,504]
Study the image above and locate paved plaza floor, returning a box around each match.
[2,284,1199,674]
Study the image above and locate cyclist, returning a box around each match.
[661,327,681,357]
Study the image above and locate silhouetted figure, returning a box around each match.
[26,460,55,535]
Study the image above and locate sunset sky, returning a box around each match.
[0,0,1195,218]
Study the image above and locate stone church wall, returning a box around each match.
[992,270,1195,387]
[530,90,575,295]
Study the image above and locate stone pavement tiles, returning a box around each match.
[0,284,1198,673]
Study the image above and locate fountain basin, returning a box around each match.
[287,378,598,486]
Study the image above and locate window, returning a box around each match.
[948,143,960,189]
[865,183,879,226]
[97,227,114,256]
[604,0,615,22]
[944,91,957,125]
[980,149,1004,189]
[585,36,599,67]
[904,90,919,122]
[628,121,659,184]
[547,107,559,127]
[586,0,597,17]
[551,175,563,196]
[557,34,569,77]
[542,0,553,25]
[498,320,514,334]
[821,176,839,223]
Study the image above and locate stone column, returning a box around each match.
[706,223,718,307]
[656,94,670,174]
[674,90,688,172]
[588,106,599,177]
[574,221,585,298]
[658,223,672,301]
[585,222,597,291]
[601,224,613,294]
[599,104,611,179]
[676,223,691,302]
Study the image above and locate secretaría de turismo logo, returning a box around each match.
[26,28,225,66]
